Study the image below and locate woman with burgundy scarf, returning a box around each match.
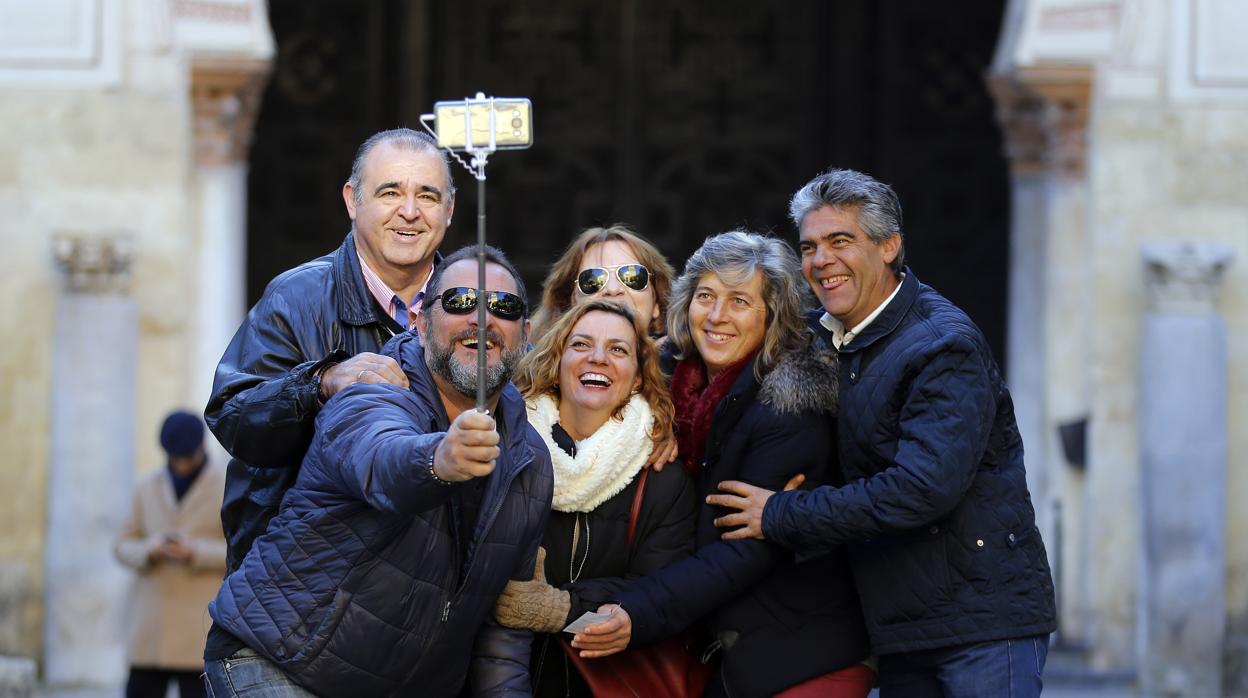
[569,231,873,698]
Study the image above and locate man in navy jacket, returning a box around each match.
[204,247,553,697]
[710,169,1056,697]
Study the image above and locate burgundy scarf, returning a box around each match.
[670,352,755,476]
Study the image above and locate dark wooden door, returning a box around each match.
[247,0,1010,363]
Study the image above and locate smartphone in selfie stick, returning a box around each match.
[420,94,533,411]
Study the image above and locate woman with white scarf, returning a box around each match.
[495,299,696,697]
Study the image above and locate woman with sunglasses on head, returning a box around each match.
[493,299,698,697]
[568,231,873,698]
[531,225,676,342]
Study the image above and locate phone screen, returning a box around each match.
[434,99,533,150]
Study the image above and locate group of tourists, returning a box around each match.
[195,127,1057,698]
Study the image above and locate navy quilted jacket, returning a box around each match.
[762,271,1056,654]
[208,332,554,696]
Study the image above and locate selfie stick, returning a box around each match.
[420,93,533,412]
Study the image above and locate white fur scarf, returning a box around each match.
[526,393,654,513]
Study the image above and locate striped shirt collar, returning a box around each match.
[358,255,433,330]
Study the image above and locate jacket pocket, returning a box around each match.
[994,525,1048,589]
[854,527,954,626]
[273,586,353,668]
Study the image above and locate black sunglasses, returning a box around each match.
[576,264,651,295]
[423,287,526,321]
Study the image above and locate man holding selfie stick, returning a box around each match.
[204,246,552,696]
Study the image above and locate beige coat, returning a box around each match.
[114,461,227,670]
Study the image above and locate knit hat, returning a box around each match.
[159,410,204,456]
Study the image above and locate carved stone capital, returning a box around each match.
[988,76,1049,175]
[53,234,134,294]
[988,66,1091,178]
[191,57,270,166]
[1142,241,1234,314]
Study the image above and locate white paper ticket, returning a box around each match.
[562,611,613,634]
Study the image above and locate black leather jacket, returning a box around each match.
[205,232,406,571]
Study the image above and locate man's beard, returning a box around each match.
[425,327,525,400]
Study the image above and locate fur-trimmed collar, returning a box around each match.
[757,341,839,416]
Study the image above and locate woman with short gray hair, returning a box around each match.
[571,230,873,697]
[665,230,813,380]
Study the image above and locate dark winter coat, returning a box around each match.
[532,451,697,697]
[207,332,554,697]
[614,344,870,698]
[205,232,412,572]
[763,270,1057,655]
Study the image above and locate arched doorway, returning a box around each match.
[247,0,1010,362]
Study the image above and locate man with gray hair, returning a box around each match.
[710,168,1057,696]
[203,128,454,657]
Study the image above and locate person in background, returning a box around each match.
[571,231,872,697]
[494,299,696,696]
[114,410,226,698]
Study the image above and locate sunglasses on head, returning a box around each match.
[423,287,526,321]
[576,264,651,295]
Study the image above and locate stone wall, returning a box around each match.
[994,0,1248,690]
[1089,4,1248,681]
[0,0,271,678]
[1089,96,1248,671]
[0,74,194,662]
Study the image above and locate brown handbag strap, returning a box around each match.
[627,468,650,547]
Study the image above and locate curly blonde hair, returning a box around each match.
[530,225,675,341]
[514,299,674,444]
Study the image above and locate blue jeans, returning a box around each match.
[203,648,318,698]
[878,634,1049,698]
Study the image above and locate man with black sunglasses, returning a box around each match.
[204,245,554,695]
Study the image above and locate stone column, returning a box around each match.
[43,235,137,686]
[990,75,1051,512]
[989,66,1092,646]
[191,59,268,420]
[1138,241,1234,696]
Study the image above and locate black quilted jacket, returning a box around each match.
[205,233,410,573]
[763,270,1056,654]
[208,333,554,696]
